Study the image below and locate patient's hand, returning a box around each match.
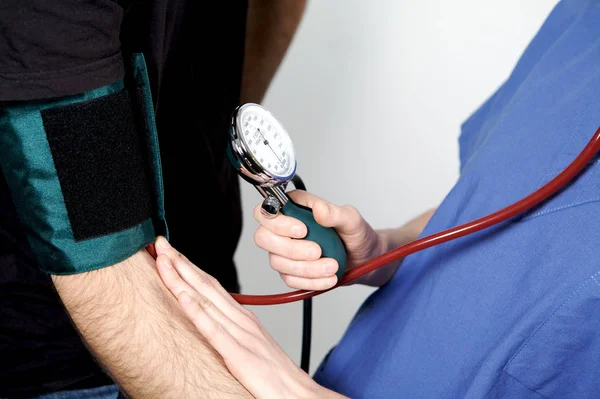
[155,239,347,399]
[253,190,398,289]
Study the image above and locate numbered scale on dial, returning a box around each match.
[237,104,296,179]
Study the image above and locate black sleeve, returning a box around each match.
[0,0,126,101]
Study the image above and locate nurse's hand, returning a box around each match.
[155,237,348,399]
[253,190,403,289]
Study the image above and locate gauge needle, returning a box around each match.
[257,128,283,165]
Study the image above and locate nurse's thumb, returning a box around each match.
[313,200,363,235]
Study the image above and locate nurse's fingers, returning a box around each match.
[156,237,258,331]
[253,204,307,238]
[254,226,321,261]
[177,291,252,365]
[156,237,233,303]
[287,190,364,237]
[269,253,338,279]
[156,253,195,300]
[280,273,338,291]
[286,190,322,208]
[158,255,250,342]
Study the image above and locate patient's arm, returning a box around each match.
[52,245,252,398]
[155,237,347,399]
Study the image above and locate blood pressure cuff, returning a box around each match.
[0,53,168,274]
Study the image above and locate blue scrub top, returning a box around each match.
[313,1,600,398]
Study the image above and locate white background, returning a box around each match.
[235,0,560,373]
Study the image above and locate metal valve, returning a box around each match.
[261,195,282,219]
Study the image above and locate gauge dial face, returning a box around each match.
[236,103,296,179]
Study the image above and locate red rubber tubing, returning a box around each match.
[229,126,600,305]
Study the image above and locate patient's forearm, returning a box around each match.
[52,250,252,398]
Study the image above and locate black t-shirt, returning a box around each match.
[0,0,248,396]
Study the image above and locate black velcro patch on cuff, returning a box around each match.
[42,88,153,241]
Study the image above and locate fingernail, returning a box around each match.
[180,291,192,303]
[307,248,315,259]
[325,261,338,275]
[163,257,173,269]
[291,225,303,237]
[156,236,170,251]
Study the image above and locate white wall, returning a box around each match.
[235,0,560,373]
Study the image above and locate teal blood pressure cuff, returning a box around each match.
[0,53,168,274]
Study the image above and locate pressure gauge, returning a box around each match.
[227,102,347,280]
[238,103,296,179]
[228,103,298,216]
[229,103,296,184]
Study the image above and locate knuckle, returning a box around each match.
[289,243,303,260]
[279,272,289,284]
[297,242,319,261]
[281,275,303,290]
[342,204,360,217]
[247,311,260,325]
[198,295,213,311]
[177,252,187,262]
[241,306,257,321]
[324,277,337,290]
[245,312,262,334]
[273,219,289,236]
[291,261,307,277]
[170,248,188,263]
[198,273,215,288]
[253,227,266,246]
[269,253,281,271]
[281,274,292,286]
[313,243,323,258]
[342,204,363,226]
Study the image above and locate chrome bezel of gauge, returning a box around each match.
[229,103,297,187]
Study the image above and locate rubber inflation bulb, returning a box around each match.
[281,200,347,280]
